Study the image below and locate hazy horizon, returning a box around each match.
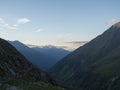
[0,0,119,50]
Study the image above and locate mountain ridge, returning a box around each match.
[0,38,68,90]
[49,22,120,90]
[0,38,56,83]
[9,41,70,70]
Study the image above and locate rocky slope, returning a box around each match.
[49,22,120,90]
[0,38,65,90]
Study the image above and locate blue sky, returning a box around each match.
[0,0,119,50]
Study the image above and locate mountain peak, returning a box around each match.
[50,22,120,89]
[113,22,120,28]
[105,22,120,34]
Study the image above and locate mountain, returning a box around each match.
[0,38,66,90]
[9,41,70,70]
[30,45,70,64]
[9,41,54,70]
[49,22,120,90]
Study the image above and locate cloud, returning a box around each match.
[35,29,44,32]
[27,41,88,51]
[17,18,30,24]
[13,24,18,27]
[65,41,88,45]
[0,18,17,30]
[64,41,88,51]
[0,17,31,30]
[107,18,118,25]
[56,45,74,51]
[5,24,18,30]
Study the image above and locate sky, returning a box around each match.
[0,0,119,50]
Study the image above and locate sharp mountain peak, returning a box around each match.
[113,22,120,28]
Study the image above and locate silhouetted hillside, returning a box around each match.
[0,38,67,90]
[50,22,120,90]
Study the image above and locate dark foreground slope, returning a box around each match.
[0,38,65,90]
[50,22,120,90]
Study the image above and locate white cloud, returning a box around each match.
[0,17,31,30]
[17,18,30,24]
[13,24,18,27]
[0,18,17,30]
[107,18,118,25]
[5,24,17,30]
[64,41,88,51]
[65,41,88,45]
[35,29,44,32]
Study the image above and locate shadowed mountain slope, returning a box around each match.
[0,38,67,90]
[49,22,120,90]
[9,41,70,70]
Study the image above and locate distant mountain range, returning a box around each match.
[49,22,120,90]
[9,41,70,70]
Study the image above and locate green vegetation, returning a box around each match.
[0,81,66,90]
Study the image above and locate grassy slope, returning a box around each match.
[0,81,66,90]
